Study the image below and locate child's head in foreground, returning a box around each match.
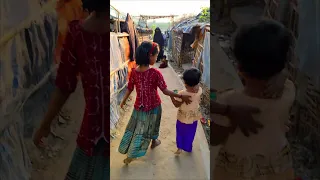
[233,19,291,81]
[136,41,159,66]
[183,68,201,88]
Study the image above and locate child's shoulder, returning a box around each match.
[150,68,164,76]
[150,68,161,73]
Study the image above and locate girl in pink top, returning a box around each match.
[118,41,191,164]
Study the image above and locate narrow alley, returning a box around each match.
[110,64,209,180]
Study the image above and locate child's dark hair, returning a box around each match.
[183,68,201,87]
[82,0,108,13]
[163,55,167,59]
[135,41,159,66]
[233,19,291,80]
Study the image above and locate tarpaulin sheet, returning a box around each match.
[202,32,210,87]
[110,34,122,71]
[0,1,58,178]
[110,64,128,129]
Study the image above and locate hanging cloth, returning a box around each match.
[123,13,138,61]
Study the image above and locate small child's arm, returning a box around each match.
[210,90,233,146]
[121,72,135,108]
[211,121,232,146]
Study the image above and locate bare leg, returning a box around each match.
[123,157,133,165]
[175,148,182,155]
[151,139,161,149]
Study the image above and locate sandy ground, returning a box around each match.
[30,83,84,180]
[110,64,209,180]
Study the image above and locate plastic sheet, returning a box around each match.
[0,4,57,179]
[110,34,122,72]
[201,32,210,87]
[110,65,128,129]
[0,119,31,180]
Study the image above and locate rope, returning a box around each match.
[0,0,57,50]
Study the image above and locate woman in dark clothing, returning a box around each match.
[153,27,164,62]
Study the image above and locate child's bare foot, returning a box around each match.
[151,139,161,149]
[175,149,182,155]
[123,157,133,165]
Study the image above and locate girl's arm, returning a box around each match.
[121,68,135,108]
[170,96,183,107]
[162,89,192,104]
[156,70,192,104]
[40,88,70,128]
[34,22,79,146]
[120,90,133,108]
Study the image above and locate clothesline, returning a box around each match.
[110,60,129,76]
[0,0,57,50]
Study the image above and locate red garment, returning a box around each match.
[128,68,167,111]
[55,20,109,156]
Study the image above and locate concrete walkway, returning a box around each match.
[110,64,209,180]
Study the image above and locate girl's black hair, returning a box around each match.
[82,0,108,13]
[183,68,201,87]
[233,19,291,80]
[135,41,159,66]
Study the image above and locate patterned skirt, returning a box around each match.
[118,106,162,158]
[212,145,295,180]
[65,139,109,180]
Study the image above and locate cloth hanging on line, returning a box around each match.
[110,34,122,72]
[123,13,138,61]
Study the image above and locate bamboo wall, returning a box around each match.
[171,31,195,67]
[265,0,320,178]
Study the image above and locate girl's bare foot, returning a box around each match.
[151,139,161,149]
[175,149,182,155]
[123,157,133,165]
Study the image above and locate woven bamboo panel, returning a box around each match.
[171,31,183,66]
[200,83,210,114]
[264,2,320,177]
